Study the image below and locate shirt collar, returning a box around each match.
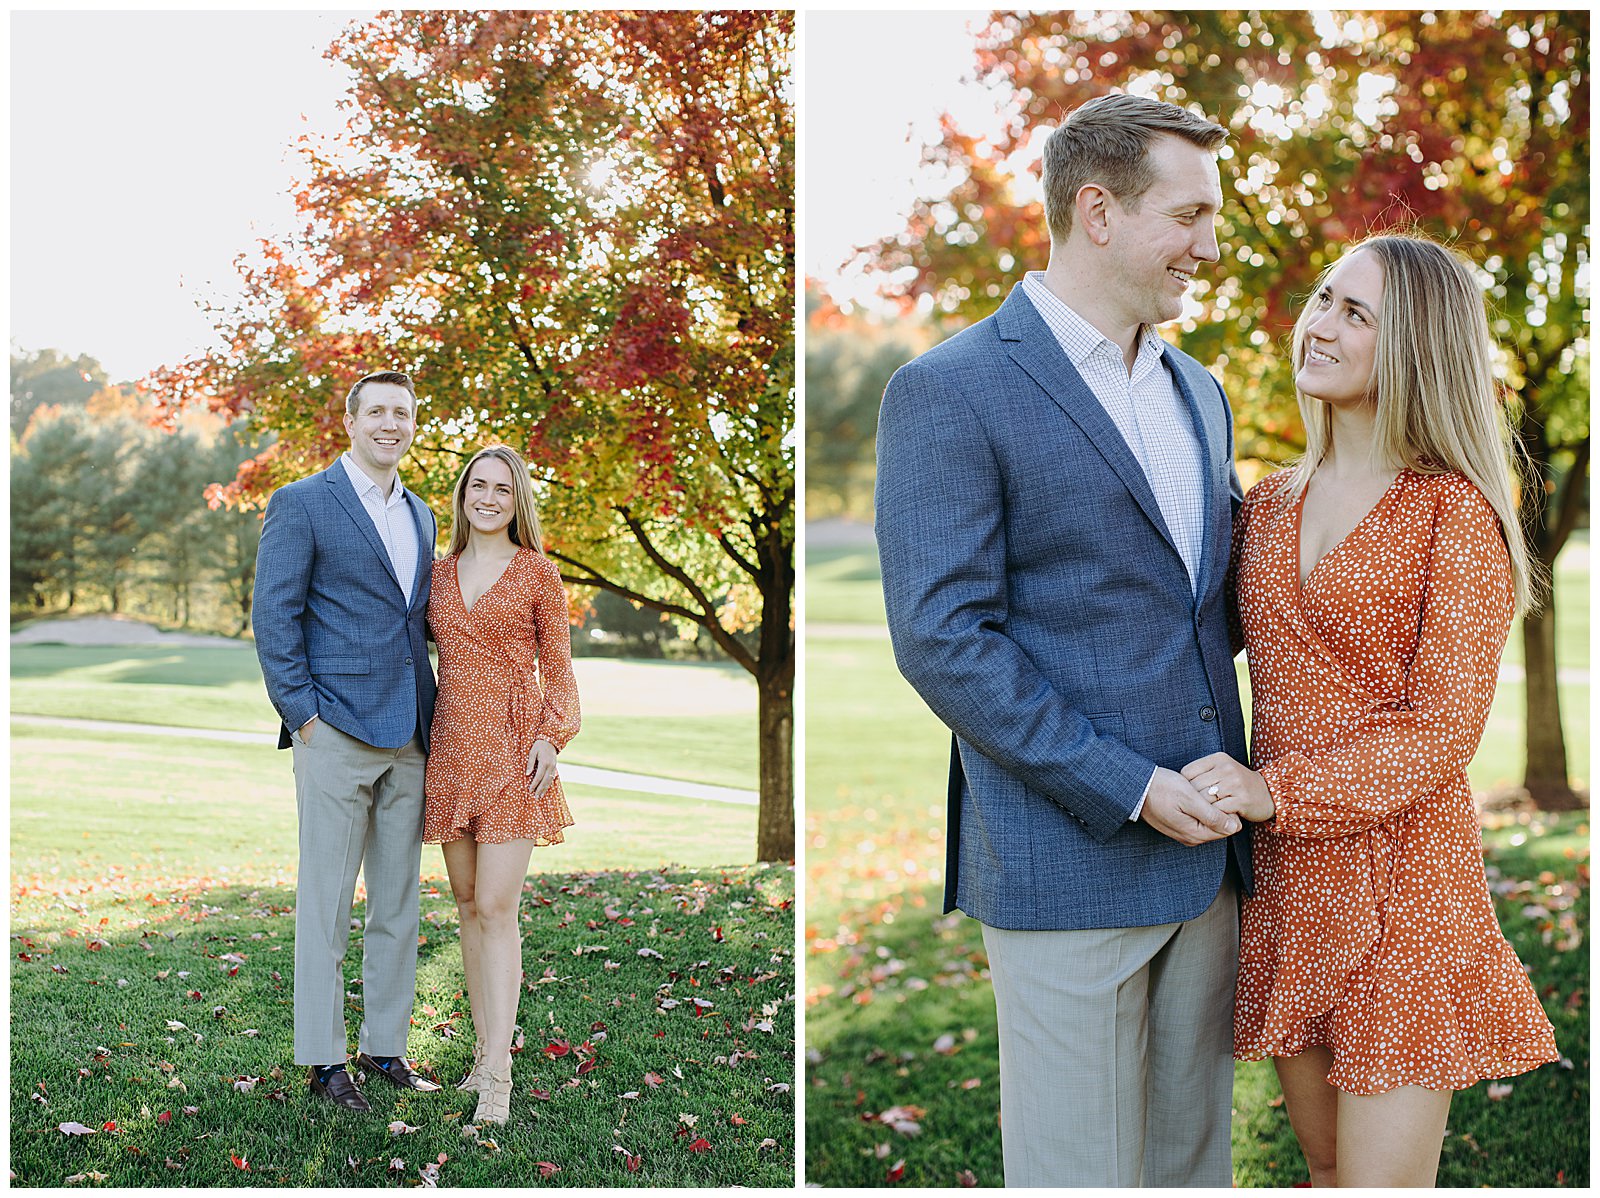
[340,452,407,506]
[1022,271,1168,372]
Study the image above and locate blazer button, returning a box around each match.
[405,657,414,665]
[1200,705,1217,722]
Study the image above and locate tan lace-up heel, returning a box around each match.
[472,1065,513,1124]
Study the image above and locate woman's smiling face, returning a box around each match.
[1296,249,1385,409]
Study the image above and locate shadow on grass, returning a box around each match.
[12,865,796,1188]
[11,644,260,686]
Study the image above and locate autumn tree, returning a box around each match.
[862,9,1589,808]
[146,11,797,858]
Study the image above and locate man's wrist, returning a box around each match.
[1128,768,1156,822]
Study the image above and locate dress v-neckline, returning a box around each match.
[457,547,521,614]
[1293,470,1407,592]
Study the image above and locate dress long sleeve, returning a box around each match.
[530,554,581,752]
[1260,483,1513,838]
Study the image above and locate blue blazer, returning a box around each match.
[875,283,1252,931]
[253,462,438,752]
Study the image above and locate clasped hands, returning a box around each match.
[1140,753,1275,847]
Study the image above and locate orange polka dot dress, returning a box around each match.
[1231,468,1557,1094]
[424,545,581,846]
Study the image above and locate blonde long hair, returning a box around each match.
[447,445,545,557]
[1283,233,1542,614]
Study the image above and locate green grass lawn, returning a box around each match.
[10,645,758,791]
[803,535,1589,1187]
[9,721,793,1186]
[9,644,789,1186]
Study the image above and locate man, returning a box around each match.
[875,94,1253,1186]
[254,370,442,1111]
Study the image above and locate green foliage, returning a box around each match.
[10,350,273,630]
[11,406,139,610]
[10,348,104,434]
[804,287,931,519]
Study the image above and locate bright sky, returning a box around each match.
[10,10,375,384]
[804,10,1001,310]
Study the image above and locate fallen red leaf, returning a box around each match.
[102,1121,118,1132]
[625,1153,642,1172]
[545,1041,570,1058]
[730,1113,747,1125]
[576,1058,599,1076]
[230,1154,250,1172]
[535,1161,560,1178]
[157,1111,172,1125]
[644,1072,664,1088]
[687,1138,711,1153]
[958,1169,978,1187]
[887,1158,906,1182]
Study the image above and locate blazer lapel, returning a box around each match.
[994,284,1179,555]
[1163,350,1220,598]
[324,462,405,596]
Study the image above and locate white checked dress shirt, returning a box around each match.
[1021,271,1208,588]
[340,453,420,607]
[1021,272,1210,820]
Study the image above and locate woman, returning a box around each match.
[1183,233,1558,1186]
[424,445,581,1125]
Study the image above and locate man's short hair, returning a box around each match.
[345,370,417,416]
[1042,93,1227,243]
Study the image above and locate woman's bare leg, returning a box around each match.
[1274,1047,1340,1186]
[470,839,537,1072]
[1336,1084,1452,1187]
[440,839,487,1057]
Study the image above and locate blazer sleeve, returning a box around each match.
[1259,484,1513,838]
[875,358,1157,842]
[252,486,319,732]
[531,555,581,752]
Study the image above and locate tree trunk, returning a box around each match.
[1521,603,1583,809]
[756,658,795,862]
[754,508,796,862]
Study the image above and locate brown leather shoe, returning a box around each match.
[308,1067,370,1112]
[355,1053,442,1092]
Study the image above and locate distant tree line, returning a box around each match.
[10,348,717,657]
[11,349,266,634]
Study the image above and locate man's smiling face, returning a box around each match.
[1102,134,1224,328]
[343,381,415,479]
